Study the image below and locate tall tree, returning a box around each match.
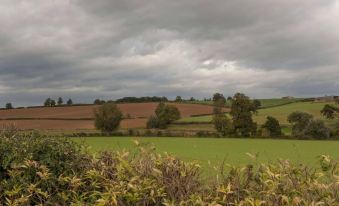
[44,98,52,107]
[261,116,282,137]
[213,93,226,105]
[287,111,313,136]
[253,99,261,110]
[50,99,56,107]
[57,97,63,105]
[230,93,257,136]
[5,103,13,109]
[67,99,73,105]
[148,102,181,129]
[175,96,182,102]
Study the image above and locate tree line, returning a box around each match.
[43,97,73,107]
[212,93,338,139]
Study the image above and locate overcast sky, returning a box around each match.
[0,0,338,106]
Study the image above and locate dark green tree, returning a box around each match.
[57,97,63,105]
[67,99,73,105]
[261,116,282,137]
[94,103,123,132]
[150,103,181,129]
[44,98,52,106]
[230,93,257,136]
[175,96,182,102]
[5,103,13,109]
[50,100,56,107]
[213,93,226,105]
[213,114,233,136]
[253,99,261,110]
[304,119,330,139]
[155,102,166,116]
[321,104,339,119]
[213,93,226,115]
[94,99,105,105]
[321,103,339,137]
[287,112,313,136]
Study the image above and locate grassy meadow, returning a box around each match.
[77,137,339,173]
[176,102,336,128]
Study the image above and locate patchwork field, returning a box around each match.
[77,137,339,171]
[0,103,228,130]
[0,100,335,133]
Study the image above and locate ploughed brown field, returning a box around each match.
[0,103,228,130]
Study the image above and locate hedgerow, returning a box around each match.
[1,126,338,205]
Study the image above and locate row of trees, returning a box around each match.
[44,97,73,107]
[116,96,168,103]
[5,103,13,109]
[212,92,335,139]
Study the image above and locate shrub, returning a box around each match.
[0,128,338,205]
[0,125,89,180]
[288,111,331,139]
[151,103,181,129]
[304,119,331,139]
[261,116,282,137]
[213,114,234,136]
[321,104,339,119]
[288,111,313,136]
[253,99,261,110]
[94,103,123,132]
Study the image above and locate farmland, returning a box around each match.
[0,100,336,134]
[77,136,339,171]
[0,102,227,130]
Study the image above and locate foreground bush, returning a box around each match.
[1,128,339,205]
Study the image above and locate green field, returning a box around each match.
[77,137,339,173]
[177,102,334,126]
[253,102,334,125]
[183,98,301,108]
[258,98,302,108]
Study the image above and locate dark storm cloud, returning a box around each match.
[0,0,338,106]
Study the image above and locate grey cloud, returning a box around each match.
[0,0,338,106]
